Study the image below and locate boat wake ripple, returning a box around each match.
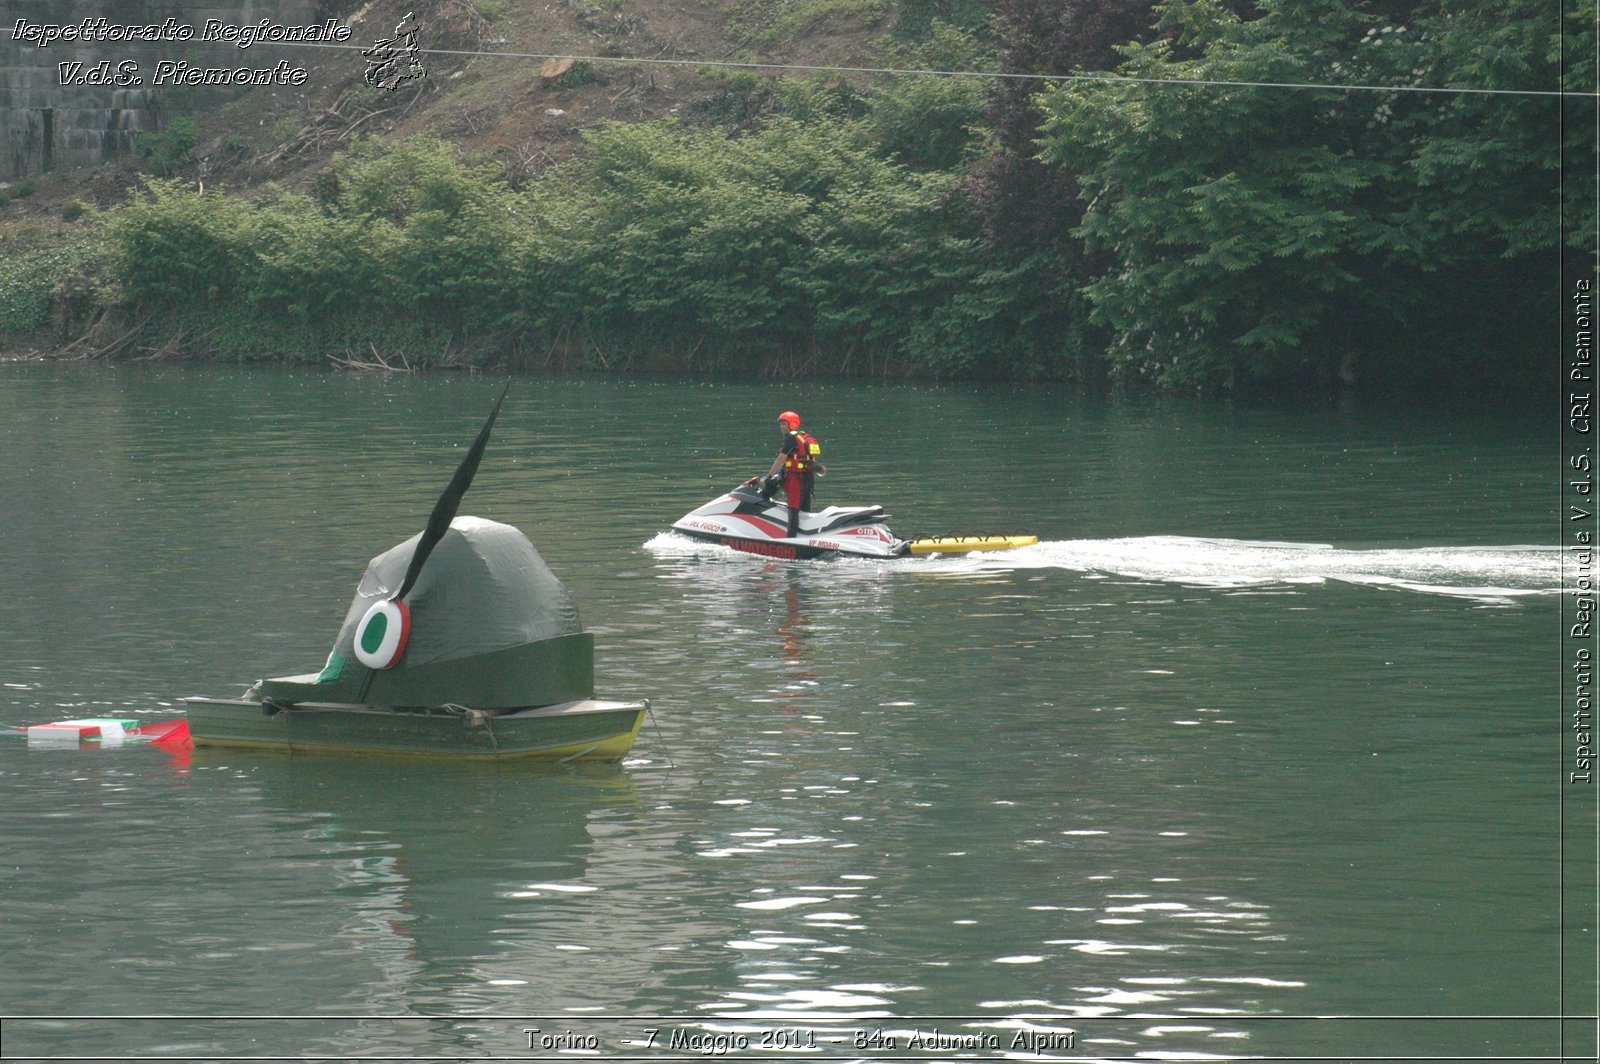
[646,533,1564,605]
[915,536,1563,604]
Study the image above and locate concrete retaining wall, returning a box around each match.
[2,0,320,180]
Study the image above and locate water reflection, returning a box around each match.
[771,568,817,703]
[243,759,639,1008]
[632,534,1321,1046]
[113,755,656,1059]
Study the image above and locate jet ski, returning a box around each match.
[672,480,908,560]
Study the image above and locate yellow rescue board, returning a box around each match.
[906,534,1039,556]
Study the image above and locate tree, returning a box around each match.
[1562,0,1598,277]
[968,0,1159,251]
[1035,0,1563,391]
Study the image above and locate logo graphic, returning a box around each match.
[362,11,425,90]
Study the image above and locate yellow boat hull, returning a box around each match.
[906,534,1038,556]
[183,697,647,761]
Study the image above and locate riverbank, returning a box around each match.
[0,0,1577,396]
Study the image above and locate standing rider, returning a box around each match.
[762,410,826,537]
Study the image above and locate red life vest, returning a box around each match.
[783,430,821,473]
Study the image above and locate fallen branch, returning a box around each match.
[328,343,415,372]
[58,311,154,361]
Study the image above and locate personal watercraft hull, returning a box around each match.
[672,485,907,560]
[671,485,1040,561]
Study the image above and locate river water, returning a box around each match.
[0,364,1584,1062]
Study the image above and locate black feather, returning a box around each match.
[392,380,511,603]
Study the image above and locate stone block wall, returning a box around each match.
[2,0,319,180]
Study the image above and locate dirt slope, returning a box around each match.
[13,0,893,212]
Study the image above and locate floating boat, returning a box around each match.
[184,386,647,761]
[671,482,1037,560]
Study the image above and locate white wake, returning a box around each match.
[647,532,1565,605]
[911,536,1563,604]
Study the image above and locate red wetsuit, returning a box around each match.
[780,430,821,532]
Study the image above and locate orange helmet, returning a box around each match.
[778,410,801,429]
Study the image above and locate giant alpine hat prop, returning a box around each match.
[250,383,594,712]
[180,383,647,761]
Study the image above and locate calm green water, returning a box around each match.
[0,365,1579,1061]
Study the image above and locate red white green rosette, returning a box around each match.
[353,598,411,669]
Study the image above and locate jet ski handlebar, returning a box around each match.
[737,475,781,497]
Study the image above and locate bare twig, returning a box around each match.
[327,343,415,372]
[59,311,154,361]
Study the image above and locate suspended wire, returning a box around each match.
[1,27,1588,99]
[396,42,1584,100]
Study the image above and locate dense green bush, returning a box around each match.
[0,247,70,333]
[867,21,992,169]
[111,178,258,304]
[533,116,1062,372]
[0,233,107,335]
[19,0,1579,393]
[136,115,198,176]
